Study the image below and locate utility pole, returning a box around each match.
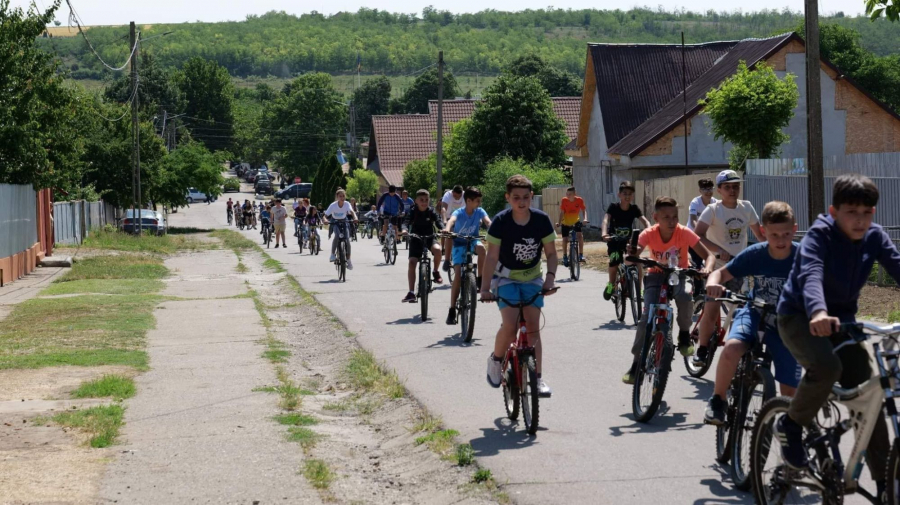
[348,101,357,158]
[129,21,142,236]
[805,0,825,223]
[435,51,445,197]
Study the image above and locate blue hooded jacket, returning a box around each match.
[777,214,900,321]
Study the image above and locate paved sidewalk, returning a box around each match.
[99,250,320,504]
[0,266,66,322]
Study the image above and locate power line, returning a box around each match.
[64,0,138,71]
[91,83,139,122]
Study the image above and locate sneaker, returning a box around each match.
[442,259,451,273]
[579,254,586,263]
[622,363,637,385]
[774,414,809,469]
[704,395,726,426]
[275,244,280,248]
[402,291,416,303]
[347,260,353,270]
[446,307,457,325]
[486,354,502,388]
[562,255,569,267]
[678,331,695,357]
[329,254,336,262]
[603,282,614,301]
[692,344,708,364]
[432,270,443,284]
[537,378,552,398]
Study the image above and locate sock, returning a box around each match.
[537,373,542,379]
[491,353,502,362]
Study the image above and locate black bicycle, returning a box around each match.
[408,233,436,321]
[705,291,776,491]
[331,219,352,282]
[563,224,583,281]
[445,232,483,343]
[607,235,642,324]
[261,218,272,248]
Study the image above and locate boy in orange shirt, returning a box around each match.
[556,186,588,267]
[623,196,715,384]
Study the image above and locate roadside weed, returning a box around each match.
[59,255,168,281]
[287,427,322,451]
[473,468,492,483]
[75,229,210,254]
[345,349,405,399]
[303,459,334,489]
[52,405,125,448]
[274,413,318,426]
[72,375,136,400]
[455,443,475,466]
[411,412,443,433]
[415,429,459,453]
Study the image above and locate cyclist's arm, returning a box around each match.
[580,203,588,223]
[750,222,764,242]
[689,213,700,229]
[542,241,558,291]
[443,215,457,234]
[638,216,651,229]
[481,216,492,229]
[601,213,610,238]
[705,266,733,297]
[480,241,501,295]
[693,220,726,260]
[690,240,716,274]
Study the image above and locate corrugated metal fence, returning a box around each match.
[53,200,117,245]
[0,185,38,259]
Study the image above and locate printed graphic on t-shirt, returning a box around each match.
[513,237,541,263]
[753,276,786,305]
[651,245,681,266]
[726,217,745,243]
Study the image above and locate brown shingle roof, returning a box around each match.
[368,115,436,186]
[427,97,581,140]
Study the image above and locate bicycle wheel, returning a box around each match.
[632,324,671,423]
[614,279,627,322]
[419,260,429,321]
[629,270,642,325]
[462,271,477,343]
[338,241,347,282]
[886,439,900,505]
[391,239,398,265]
[751,397,823,505]
[732,367,776,491]
[315,234,321,255]
[715,391,735,464]
[572,243,581,281]
[503,357,519,421]
[521,353,540,435]
[684,320,719,378]
[265,228,271,248]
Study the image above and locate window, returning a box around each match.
[601,160,613,195]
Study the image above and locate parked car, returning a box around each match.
[223,178,241,193]
[245,170,259,183]
[121,209,167,236]
[186,188,215,203]
[255,177,274,196]
[276,183,313,200]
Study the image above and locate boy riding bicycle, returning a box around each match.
[555,186,589,267]
[623,196,715,385]
[400,189,445,303]
[324,189,358,270]
[703,201,802,426]
[444,187,492,325]
[602,181,651,301]
[693,170,764,367]
[480,175,557,397]
[775,174,900,498]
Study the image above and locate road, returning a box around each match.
[176,190,872,505]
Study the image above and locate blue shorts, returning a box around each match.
[727,306,801,388]
[451,241,480,266]
[496,281,544,310]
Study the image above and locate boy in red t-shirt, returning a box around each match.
[622,196,716,384]
[555,186,588,266]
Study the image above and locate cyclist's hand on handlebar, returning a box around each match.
[700,264,714,276]
[542,278,557,295]
[810,310,840,337]
[555,223,560,228]
[602,234,610,241]
[705,283,725,299]
[479,290,496,303]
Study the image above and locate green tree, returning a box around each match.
[702,62,798,170]
[310,153,345,208]
[454,75,568,183]
[504,54,583,96]
[178,57,235,152]
[396,67,460,114]
[352,76,391,139]
[346,169,379,203]
[265,73,346,181]
[105,51,183,119]
[158,142,225,206]
[866,0,899,21]
[402,155,438,197]
[480,157,569,216]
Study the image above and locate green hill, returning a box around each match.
[42,7,900,83]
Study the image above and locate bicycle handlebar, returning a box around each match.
[407,233,436,242]
[479,287,560,305]
[442,232,485,242]
[625,255,704,277]
[705,290,776,311]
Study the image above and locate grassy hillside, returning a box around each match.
[42,7,899,83]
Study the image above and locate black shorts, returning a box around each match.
[608,240,627,267]
[409,235,436,260]
[382,215,401,227]
[560,221,583,237]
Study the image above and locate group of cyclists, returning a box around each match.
[226,168,900,503]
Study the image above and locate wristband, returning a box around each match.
[547,272,556,278]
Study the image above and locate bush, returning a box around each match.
[481,157,569,216]
[402,155,437,197]
[223,178,240,192]
[346,169,379,202]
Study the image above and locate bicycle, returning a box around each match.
[227,208,233,225]
[408,233,436,321]
[331,219,351,282]
[382,215,398,265]
[626,255,703,423]
[445,232,483,343]
[261,219,272,248]
[308,224,321,255]
[606,234,641,325]
[704,291,777,491]
[684,284,734,378]
[297,219,309,253]
[563,224,583,281]
[364,218,377,240]
[750,321,900,505]
[482,287,559,436]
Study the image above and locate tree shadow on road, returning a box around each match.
[316,279,344,284]
[608,409,704,436]
[469,417,537,457]
[425,333,483,348]
[692,466,753,505]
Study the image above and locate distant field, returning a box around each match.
[231,74,499,99]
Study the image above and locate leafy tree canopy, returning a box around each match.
[346,169,379,203]
[352,76,391,140]
[702,61,799,170]
[310,153,345,209]
[504,54,583,97]
[866,0,899,22]
[105,52,183,119]
[395,67,460,114]
[403,155,438,197]
[480,157,569,216]
[177,57,235,152]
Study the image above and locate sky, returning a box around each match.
[12,0,864,26]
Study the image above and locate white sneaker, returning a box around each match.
[329,254,336,262]
[537,378,552,398]
[347,260,353,270]
[486,354,502,388]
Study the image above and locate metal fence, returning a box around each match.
[0,184,38,259]
[53,200,117,245]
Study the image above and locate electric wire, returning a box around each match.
[64,0,138,72]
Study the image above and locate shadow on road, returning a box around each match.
[425,333,483,348]
[691,466,753,505]
[317,279,344,284]
[608,409,704,436]
[683,376,715,401]
[469,417,537,457]
[595,320,632,331]
[386,315,430,325]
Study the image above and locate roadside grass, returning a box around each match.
[303,459,334,490]
[167,227,213,234]
[72,229,211,254]
[465,468,510,504]
[59,255,168,281]
[42,278,164,296]
[891,310,900,323]
[344,349,405,399]
[473,468,492,483]
[276,366,302,411]
[287,427,322,451]
[52,404,125,448]
[274,413,318,426]
[253,385,278,393]
[210,229,257,252]
[410,412,443,434]
[71,375,136,400]
[0,294,155,370]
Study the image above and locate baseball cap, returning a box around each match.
[716,170,742,186]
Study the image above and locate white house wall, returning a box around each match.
[572,91,617,222]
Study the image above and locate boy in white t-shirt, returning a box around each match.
[692,170,764,366]
[323,189,358,270]
[440,185,465,272]
[687,178,717,266]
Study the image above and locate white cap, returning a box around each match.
[716,170,742,186]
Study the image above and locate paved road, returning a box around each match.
[178,191,872,505]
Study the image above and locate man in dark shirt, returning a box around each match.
[401,189,445,303]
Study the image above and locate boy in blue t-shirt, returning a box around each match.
[442,186,491,325]
[703,201,801,426]
[775,174,900,489]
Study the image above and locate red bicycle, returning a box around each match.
[483,287,559,435]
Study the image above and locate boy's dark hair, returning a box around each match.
[416,189,430,198]
[506,175,533,193]
[388,185,397,193]
[566,186,576,193]
[619,181,635,192]
[452,185,464,194]
[761,201,795,225]
[655,196,677,210]
[833,173,879,208]
[464,186,482,201]
[698,178,714,189]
